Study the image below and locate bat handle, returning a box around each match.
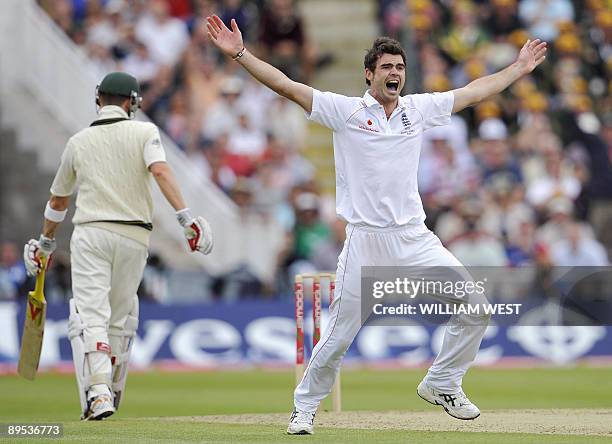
[33,256,47,299]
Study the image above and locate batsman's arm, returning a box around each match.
[150,161,213,255]
[149,161,187,212]
[452,39,547,113]
[42,195,71,239]
[24,194,69,276]
[206,15,313,113]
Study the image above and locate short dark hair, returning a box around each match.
[99,93,129,106]
[364,37,406,86]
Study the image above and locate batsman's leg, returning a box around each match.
[108,297,139,410]
[68,300,114,419]
[107,235,147,410]
[69,226,115,420]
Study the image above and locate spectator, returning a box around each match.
[483,0,521,38]
[258,0,317,82]
[227,112,267,158]
[525,138,581,209]
[476,118,523,185]
[439,1,489,64]
[121,40,160,85]
[201,76,245,140]
[88,43,118,80]
[535,197,594,247]
[199,135,238,192]
[550,221,609,266]
[219,0,257,43]
[518,0,574,42]
[420,126,479,225]
[505,220,538,266]
[481,173,534,244]
[292,192,331,262]
[0,242,28,301]
[135,0,190,66]
[265,95,308,149]
[447,199,509,266]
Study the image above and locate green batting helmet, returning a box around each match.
[96,72,142,118]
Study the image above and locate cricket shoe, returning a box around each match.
[287,408,315,435]
[417,380,480,420]
[84,394,115,421]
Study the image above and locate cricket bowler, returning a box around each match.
[23,72,213,420]
[207,15,546,434]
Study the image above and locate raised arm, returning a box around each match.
[207,15,313,113]
[452,39,547,113]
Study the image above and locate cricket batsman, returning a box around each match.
[23,72,213,420]
[207,15,546,434]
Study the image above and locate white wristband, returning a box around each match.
[176,208,194,227]
[44,201,67,223]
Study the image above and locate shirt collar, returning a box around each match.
[362,90,406,112]
[96,105,129,120]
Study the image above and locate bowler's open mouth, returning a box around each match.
[386,80,399,92]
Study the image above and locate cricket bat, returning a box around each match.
[18,256,47,380]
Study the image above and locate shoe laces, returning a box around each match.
[456,390,472,405]
[290,409,315,425]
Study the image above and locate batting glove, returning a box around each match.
[176,208,213,255]
[23,235,56,276]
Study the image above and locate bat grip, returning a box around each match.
[33,256,47,300]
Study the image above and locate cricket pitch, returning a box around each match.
[171,409,612,436]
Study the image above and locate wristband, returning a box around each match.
[176,208,194,227]
[232,47,246,61]
[44,201,67,223]
[38,235,56,255]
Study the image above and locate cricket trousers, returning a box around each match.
[70,225,147,390]
[294,223,490,412]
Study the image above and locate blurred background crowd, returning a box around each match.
[1,0,611,303]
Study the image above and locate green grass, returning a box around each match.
[1,367,611,443]
[4,422,612,444]
[5,422,611,444]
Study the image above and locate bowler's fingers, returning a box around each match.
[207,24,218,40]
[213,15,230,32]
[528,38,541,49]
[535,56,546,67]
[230,18,239,33]
[206,16,220,33]
[533,46,547,61]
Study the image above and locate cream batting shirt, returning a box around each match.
[50,106,167,246]
[307,89,454,227]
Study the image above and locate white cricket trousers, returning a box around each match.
[70,225,147,386]
[294,223,490,412]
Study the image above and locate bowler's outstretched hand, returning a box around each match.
[515,39,547,75]
[207,15,243,58]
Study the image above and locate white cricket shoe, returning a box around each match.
[417,380,480,420]
[286,408,315,435]
[84,394,116,421]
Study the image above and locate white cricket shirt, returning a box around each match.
[50,106,167,246]
[307,89,454,227]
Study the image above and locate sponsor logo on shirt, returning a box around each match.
[400,112,415,135]
[358,123,380,133]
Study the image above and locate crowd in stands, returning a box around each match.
[379,0,612,272]
[2,0,609,302]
